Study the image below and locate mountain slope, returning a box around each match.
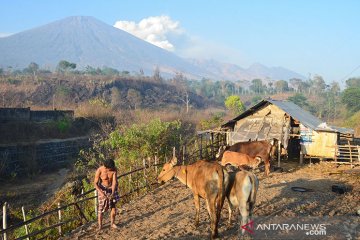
[188,59,305,81]
[0,16,210,78]
[0,16,305,81]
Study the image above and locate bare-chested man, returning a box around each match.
[94,158,120,230]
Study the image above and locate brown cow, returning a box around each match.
[217,139,278,176]
[225,166,259,234]
[220,151,262,169]
[157,157,228,239]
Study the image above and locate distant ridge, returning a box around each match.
[0,16,305,81]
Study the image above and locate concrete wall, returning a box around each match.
[30,110,74,122]
[0,108,30,122]
[0,137,90,177]
[0,108,74,123]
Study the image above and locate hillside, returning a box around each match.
[0,74,211,109]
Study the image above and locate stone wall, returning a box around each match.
[0,137,90,177]
[30,110,74,122]
[0,108,30,122]
[0,108,74,123]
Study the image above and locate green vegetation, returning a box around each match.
[56,60,77,73]
[225,95,245,115]
[1,60,360,135]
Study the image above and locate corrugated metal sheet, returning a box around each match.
[267,99,322,130]
[222,99,354,135]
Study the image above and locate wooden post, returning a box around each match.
[300,151,304,165]
[155,156,158,174]
[21,206,30,240]
[3,202,7,240]
[348,141,353,168]
[277,140,281,167]
[173,147,176,159]
[182,145,186,165]
[94,190,98,217]
[129,166,133,185]
[211,133,214,160]
[200,135,203,159]
[195,139,198,159]
[143,159,148,189]
[57,202,62,236]
[334,145,338,162]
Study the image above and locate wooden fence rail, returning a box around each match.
[332,143,360,168]
[1,132,222,240]
[0,160,164,239]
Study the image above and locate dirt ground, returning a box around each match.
[64,161,360,240]
[0,168,69,209]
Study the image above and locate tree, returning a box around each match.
[126,89,142,110]
[111,87,122,109]
[288,93,315,114]
[56,60,76,73]
[330,81,340,96]
[312,75,326,93]
[250,79,265,94]
[341,88,360,113]
[345,77,360,88]
[152,66,162,83]
[28,62,39,78]
[289,78,303,93]
[225,95,245,115]
[274,80,289,93]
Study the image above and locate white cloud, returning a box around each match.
[113,15,248,66]
[114,16,182,51]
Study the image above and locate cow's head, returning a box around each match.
[157,156,178,184]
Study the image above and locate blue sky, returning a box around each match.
[1,0,360,83]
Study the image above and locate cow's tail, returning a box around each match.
[216,166,228,216]
[247,171,259,212]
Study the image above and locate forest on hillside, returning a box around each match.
[1,61,360,134]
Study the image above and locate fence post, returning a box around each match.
[2,202,7,240]
[200,135,203,159]
[155,156,158,174]
[148,157,151,169]
[277,140,281,167]
[182,145,186,165]
[21,206,30,240]
[211,133,214,160]
[143,159,148,189]
[94,190,98,217]
[57,202,62,236]
[348,142,353,168]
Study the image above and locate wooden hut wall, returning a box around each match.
[229,104,290,144]
[300,124,337,158]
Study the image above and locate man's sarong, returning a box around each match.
[97,183,120,213]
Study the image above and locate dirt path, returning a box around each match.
[0,168,69,209]
[65,162,360,239]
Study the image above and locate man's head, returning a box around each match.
[103,158,116,170]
